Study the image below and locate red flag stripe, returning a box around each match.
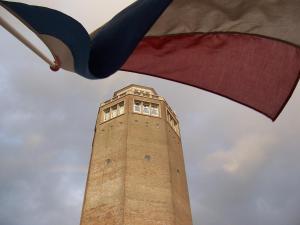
[122,33,300,120]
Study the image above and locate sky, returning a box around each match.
[0,1,300,225]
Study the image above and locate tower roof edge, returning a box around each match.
[113,84,158,97]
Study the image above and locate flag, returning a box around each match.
[1,0,299,120]
[121,0,300,120]
[0,0,172,78]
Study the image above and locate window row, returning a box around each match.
[167,110,179,133]
[133,100,160,117]
[103,102,125,121]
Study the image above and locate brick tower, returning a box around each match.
[80,84,193,225]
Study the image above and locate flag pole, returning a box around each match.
[0,15,59,70]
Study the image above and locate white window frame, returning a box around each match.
[133,100,161,118]
[150,103,159,117]
[166,109,180,134]
[104,108,110,121]
[111,105,118,118]
[142,102,150,115]
[134,100,142,113]
[118,102,125,115]
[103,101,125,122]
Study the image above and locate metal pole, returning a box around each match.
[0,15,58,68]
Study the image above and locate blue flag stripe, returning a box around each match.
[1,0,172,79]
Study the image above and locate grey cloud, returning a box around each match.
[1,6,300,225]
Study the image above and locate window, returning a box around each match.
[144,155,151,161]
[105,159,112,165]
[134,100,160,117]
[111,105,117,118]
[104,109,110,121]
[103,101,125,122]
[167,109,180,134]
[118,102,124,115]
[151,104,159,116]
[134,101,142,113]
[174,121,179,132]
[143,102,150,115]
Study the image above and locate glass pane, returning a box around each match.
[118,102,124,115]
[111,105,117,118]
[104,109,110,121]
[143,103,150,115]
[134,101,141,113]
[151,104,159,116]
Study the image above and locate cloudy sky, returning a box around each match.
[0,1,299,225]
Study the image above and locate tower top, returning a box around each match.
[101,84,178,121]
[113,84,158,97]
